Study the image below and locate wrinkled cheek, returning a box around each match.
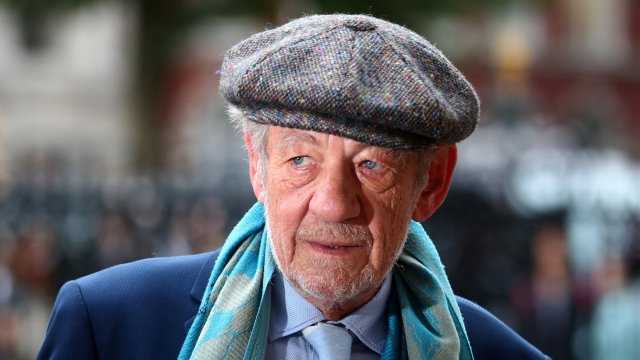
[267,217,298,266]
[378,227,407,271]
[280,234,298,265]
[272,201,310,264]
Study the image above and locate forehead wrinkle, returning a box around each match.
[277,130,321,151]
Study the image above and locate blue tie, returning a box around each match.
[302,322,352,360]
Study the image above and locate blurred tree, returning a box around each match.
[0,0,536,173]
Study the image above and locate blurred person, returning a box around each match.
[510,223,578,359]
[38,14,548,360]
[0,308,20,360]
[10,222,57,297]
[8,222,57,359]
[591,217,640,360]
[124,178,165,258]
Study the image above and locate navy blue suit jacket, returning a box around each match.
[38,251,549,359]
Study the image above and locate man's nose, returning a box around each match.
[308,163,361,223]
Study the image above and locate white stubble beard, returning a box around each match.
[264,199,402,307]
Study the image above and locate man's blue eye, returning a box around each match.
[292,156,310,166]
[363,160,379,170]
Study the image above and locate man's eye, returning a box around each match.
[291,156,311,166]
[362,160,380,170]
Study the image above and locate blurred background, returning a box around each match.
[0,0,639,359]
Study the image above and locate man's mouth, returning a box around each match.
[308,241,359,255]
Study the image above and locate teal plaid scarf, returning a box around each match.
[179,203,473,359]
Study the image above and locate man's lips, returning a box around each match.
[306,241,360,255]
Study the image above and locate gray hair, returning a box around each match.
[228,105,269,182]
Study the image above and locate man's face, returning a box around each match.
[249,126,434,309]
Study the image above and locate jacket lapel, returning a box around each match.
[184,250,220,332]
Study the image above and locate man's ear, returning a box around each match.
[412,144,457,222]
[244,132,266,203]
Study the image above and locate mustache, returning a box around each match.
[296,221,373,244]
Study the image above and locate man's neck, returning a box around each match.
[277,271,390,320]
[303,287,381,320]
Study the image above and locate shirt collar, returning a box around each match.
[268,270,391,354]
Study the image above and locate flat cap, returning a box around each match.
[220,14,479,149]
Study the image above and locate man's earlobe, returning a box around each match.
[412,144,457,222]
[244,133,266,203]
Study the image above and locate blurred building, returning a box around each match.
[0,3,133,181]
[0,1,639,359]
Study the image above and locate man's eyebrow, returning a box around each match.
[278,131,319,149]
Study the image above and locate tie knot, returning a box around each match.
[302,322,352,360]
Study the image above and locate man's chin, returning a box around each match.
[285,265,379,305]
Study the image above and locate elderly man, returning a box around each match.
[39,14,548,360]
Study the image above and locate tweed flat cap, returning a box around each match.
[220,14,479,149]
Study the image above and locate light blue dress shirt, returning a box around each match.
[265,270,391,360]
